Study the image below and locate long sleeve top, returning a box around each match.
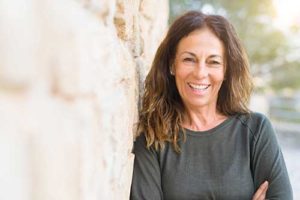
[130,112,293,200]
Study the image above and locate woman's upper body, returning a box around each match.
[130,11,293,199]
[130,112,293,200]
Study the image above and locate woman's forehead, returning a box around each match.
[176,29,224,58]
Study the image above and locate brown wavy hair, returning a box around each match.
[137,11,253,152]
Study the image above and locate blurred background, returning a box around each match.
[0,0,298,199]
[170,0,300,198]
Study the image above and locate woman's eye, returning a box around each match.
[209,60,221,65]
[183,58,196,62]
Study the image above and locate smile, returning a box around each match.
[188,83,210,91]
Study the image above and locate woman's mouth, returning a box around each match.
[188,83,210,91]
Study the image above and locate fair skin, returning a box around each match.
[173,27,268,199]
[174,28,226,131]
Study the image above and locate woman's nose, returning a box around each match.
[193,61,208,78]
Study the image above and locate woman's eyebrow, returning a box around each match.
[179,51,197,57]
[209,55,223,59]
[179,52,223,59]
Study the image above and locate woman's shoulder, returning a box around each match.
[132,132,159,154]
[133,132,148,149]
[236,111,270,125]
[236,112,275,138]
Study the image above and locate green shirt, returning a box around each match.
[130,112,293,200]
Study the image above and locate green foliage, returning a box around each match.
[271,62,300,90]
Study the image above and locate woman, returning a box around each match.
[130,11,293,200]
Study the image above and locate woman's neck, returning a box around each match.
[182,106,227,131]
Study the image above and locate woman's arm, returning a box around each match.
[130,134,163,200]
[252,115,293,199]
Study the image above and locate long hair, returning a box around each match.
[137,11,253,152]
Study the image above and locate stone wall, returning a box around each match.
[0,0,168,199]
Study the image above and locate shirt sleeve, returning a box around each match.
[251,115,293,199]
[130,134,163,200]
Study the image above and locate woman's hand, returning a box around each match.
[252,181,269,200]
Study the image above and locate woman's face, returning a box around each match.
[174,28,225,111]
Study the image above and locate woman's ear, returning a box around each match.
[170,64,175,75]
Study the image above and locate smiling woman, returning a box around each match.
[173,28,226,131]
[130,11,293,200]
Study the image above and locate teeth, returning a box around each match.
[189,83,209,90]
